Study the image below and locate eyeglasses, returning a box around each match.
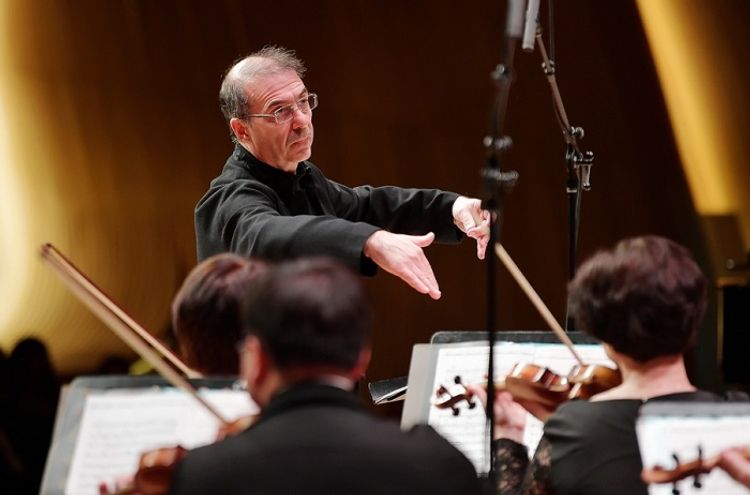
[248,93,318,125]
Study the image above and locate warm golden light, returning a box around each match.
[637,0,741,217]
[0,1,193,372]
[0,114,33,334]
[0,1,137,367]
[0,3,33,337]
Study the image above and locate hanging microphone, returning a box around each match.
[506,0,527,39]
[522,0,541,51]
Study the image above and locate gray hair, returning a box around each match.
[219,45,306,125]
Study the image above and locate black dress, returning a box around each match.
[495,391,722,495]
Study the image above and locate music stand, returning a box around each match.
[41,375,251,495]
[400,331,612,474]
[637,401,750,494]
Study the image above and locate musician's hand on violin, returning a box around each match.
[515,399,557,423]
[465,386,526,443]
[98,446,188,495]
[215,414,257,441]
[96,416,255,495]
[717,447,750,488]
[98,477,140,495]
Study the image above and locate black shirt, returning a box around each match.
[195,145,464,273]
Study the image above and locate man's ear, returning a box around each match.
[602,342,620,364]
[242,336,280,408]
[350,346,372,380]
[241,336,266,389]
[229,117,250,143]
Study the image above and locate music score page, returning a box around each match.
[638,410,750,494]
[426,342,613,473]
[64,388,257,495]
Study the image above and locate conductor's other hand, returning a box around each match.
[364,230,441,300]
[452,196,490,260]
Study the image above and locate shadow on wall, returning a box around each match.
[0,337,59,495]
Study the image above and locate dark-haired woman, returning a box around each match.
[474,236,732,495]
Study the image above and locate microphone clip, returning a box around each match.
[566,141,594,193]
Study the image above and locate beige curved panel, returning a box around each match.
[0,1,195,374]
[1,0,745,378]
[638,0,750,246]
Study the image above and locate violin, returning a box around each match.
[99,446,189,495]
[433,361,620,420]
[434,365,567,419]
[134,446,188,494]
[566,362,622,398]
[484,244,623,412]
[99,414,259,495]
[505,361,620,404]
[641,446,750,493]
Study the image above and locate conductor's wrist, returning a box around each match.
[363,230,385,259]
[494,425,525,443]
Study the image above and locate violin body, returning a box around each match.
[432,363,571,415]
[134,446,188,495]
[432,362,622,418]
[504,363,571,408]
[101,446,188,495]
[566,364,622,399]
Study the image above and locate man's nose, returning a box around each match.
[290,105,312,128]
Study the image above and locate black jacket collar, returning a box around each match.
[233,144,313,193]
[258,382,363,423]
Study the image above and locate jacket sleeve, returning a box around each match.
[195,163,466,273]
[196,179,381,274]
[318,175,464,244]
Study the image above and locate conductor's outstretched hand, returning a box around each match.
[364,230,441,299]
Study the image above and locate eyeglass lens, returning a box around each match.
[274,94,318,123]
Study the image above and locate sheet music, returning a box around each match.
[427,342,612,473]
[638,413,750,494]
[64,388,258,495]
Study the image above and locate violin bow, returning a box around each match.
[494,242,585,367]
[40,243,231,426]
[42,243,200,379]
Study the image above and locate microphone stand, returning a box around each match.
[481,4,521,489]
[533,23,593,332]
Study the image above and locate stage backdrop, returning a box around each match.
[1,1,748,400]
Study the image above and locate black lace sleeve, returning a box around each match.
[494,438,529,494]
[494,437,554,495]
